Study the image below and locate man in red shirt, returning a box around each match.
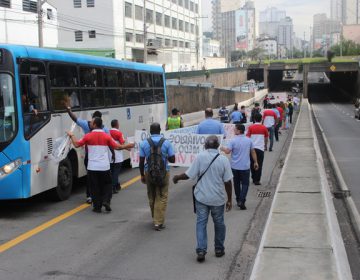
[247,113,269,185]
[109,119,126,194]
[262,107,278,152]
[67,118,134,213]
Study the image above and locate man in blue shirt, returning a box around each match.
[221,124,258,210]
[139,123,175,231]
[196,108,225,135]
[173,135,233,262]
[230,104,243,124]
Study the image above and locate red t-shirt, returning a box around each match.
[247,123,269,151]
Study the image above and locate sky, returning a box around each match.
[201,0,330,40]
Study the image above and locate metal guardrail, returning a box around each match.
[165,67,246,79]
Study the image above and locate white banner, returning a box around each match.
[130,130,223,167]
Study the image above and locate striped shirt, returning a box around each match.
[78,129,118,171]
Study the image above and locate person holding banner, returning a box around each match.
[139,123,175,231]
[196,108,225,135]
[67,118,135,213]
[173,135,233,263]
[220,124,259,210]
[166,108,184,130]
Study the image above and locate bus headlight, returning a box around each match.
[0,159,22,179]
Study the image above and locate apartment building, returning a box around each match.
[50,0,202,71]
[0,0,58,47]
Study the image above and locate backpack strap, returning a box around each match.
[147,137,166,154]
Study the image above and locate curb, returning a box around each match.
[311,104,360,244]
[309,102,353,280]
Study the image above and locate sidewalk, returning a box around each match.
[249,99,352,280]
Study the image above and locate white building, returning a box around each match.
[257,37,277,58]
[259,7,286,38]
[202,36,220,57]
[50,0,202,72]
[0,0,58,47]
[278,16,293,54]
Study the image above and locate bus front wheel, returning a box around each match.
[53,158,73,201]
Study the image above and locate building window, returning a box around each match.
[165,39,170,47]
[23,0,37,13]
[156,12,162,26]
[75,31,83,42]
[172,0,176,4]
[195,3,198,13]
[190,1,194,11]
[179,20,183,31]
[135,5,143,20]
[185,42,190,48]
[184,0,189,9]
[73,0,81,8]
[164,15,170,27]
[185,22,189,32]
[88,30,96,38]
[87,0,94,7]
[179,41,184,48]
[125,32,133,42]
[191,23,194,33]
[178,0,183,7]
[172,17,177,29]
[47,8,53,20]
[136,34,144,43]
[146,9,153,24]
[125,2,132,18]
[0,0,10,8]
[172,40,178,47]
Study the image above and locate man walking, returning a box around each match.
[196,108,225,135]
[67,118,134,213]
[262,107,278,152]
[250,103,261,123]
[173,136,233,263]
[221,124,258,210]
[139,123,175,231]
[246,114,268,185]
[166,108,184,130]
[109,119,126,194]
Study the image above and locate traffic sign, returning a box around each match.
[330,65,336,72]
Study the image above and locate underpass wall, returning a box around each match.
[166,85,253,114]
[166,69,248,88]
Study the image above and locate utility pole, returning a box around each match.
[37,0,46,47]
[143,0,147,63]
[340,22,343,57]
[303,31,306,58]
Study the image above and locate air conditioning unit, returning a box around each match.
[147,39,162,49]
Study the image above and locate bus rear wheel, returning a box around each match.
[53,158,73,201]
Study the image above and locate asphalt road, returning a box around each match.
[0,105,292,279]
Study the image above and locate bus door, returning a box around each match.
[19,60,53,194]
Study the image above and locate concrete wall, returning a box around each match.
[173,69,247,88]
[166,85,253,114]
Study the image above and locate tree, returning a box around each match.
[230,50,246,62]
[292,48,304,58]
[326,50,335,62]
[246,48,265,60]
[331,39,360,56]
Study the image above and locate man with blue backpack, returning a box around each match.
[139,123,175,231]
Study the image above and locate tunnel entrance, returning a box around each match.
[247,68,264,82]
[268,70,300,92]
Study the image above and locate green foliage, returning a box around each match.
[246,48,266,60]
[204,70,210,79]
[230,50,246,62]
[331,39,360,56]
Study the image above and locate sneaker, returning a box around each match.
[269,148,273,152]
[112,188,119,194]
[86,197,92,204]
[92,208,101,213]
[215,250,225,258]
[196,251,206,263]
[154,224,165,231]
[254,181,261,185]
[103,202,112,212]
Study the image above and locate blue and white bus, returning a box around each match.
[0,45,167,200]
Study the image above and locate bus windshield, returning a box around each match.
[0,73,16,144]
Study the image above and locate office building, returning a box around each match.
[313,13,341,50]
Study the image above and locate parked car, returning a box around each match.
[318,76,324,83]
[257,82,265,89]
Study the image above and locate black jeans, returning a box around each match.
[84,155,91,198]
[87,170,112,210]
[274,121,282,141]
[288,112,293,124]
[251,149,264,183]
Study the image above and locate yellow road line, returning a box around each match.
[0,175,141,254]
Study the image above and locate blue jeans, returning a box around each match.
[267,126,274,150]
[232,169,250,203]
[195,200,225,254]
